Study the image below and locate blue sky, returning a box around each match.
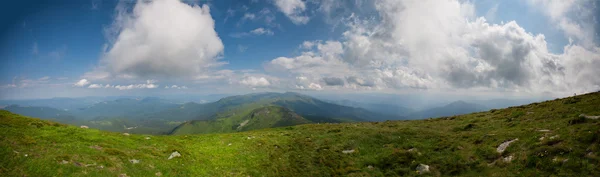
[0,0,598,99]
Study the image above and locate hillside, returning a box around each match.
[1,92,599,176]
[408,101,488,119]
[170,106,312,135]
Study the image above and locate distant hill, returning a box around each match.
[0,97,101,111]
[408,100,488,119]
[170,106,311,135]
[2,105,77,123]
[149,92,401,122]
[71,97,179,120]
[326,99,414,116]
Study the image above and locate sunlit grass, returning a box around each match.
[1,92,599,176]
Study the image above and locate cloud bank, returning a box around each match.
[265,0,600,95]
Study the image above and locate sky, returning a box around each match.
[0,0,598,100]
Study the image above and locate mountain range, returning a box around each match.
[1,92,512,134]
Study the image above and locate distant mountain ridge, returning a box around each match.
[170,105,312,135]
[407,100,488,119]
[1,92,401,134]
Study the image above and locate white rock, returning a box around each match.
[123,133,130,136]
[416,164,430,174]
[342,149,355,154]
[537,129,550,132]
[496,138,518,153]
[228,143,232,146]
[145,137,151,140]
[80,125,89,129]
[550,135,559,140]
[168,151,181,160]
[580,114,600,119]
[503,155,513,162]
[129,159,140,164]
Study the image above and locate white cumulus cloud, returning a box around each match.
[74,79,91,87]
[263,0,600,95]
[93,0,224,79]
[239,76,271,87]
[273,0,309,25]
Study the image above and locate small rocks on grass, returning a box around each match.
[408,148,418,152]
[539,136,545,141]
[90,145,102,150]
[13,150,19,154]
[228,143,232,146]
[119,174,129,177]
[80,125,89,129]
[145,137,151,140]
[60,160,69,164]
[85,163,97,167]
[342,149,355,154]
[579,114,600,119]
[123,133,130,136]
[24,154,28,157]
[129,159,140,164]
[496,138,518,153]
[537,129,550,132]
[98,165,104,169]
[367,165,374,170]
[550,135,559,140]
[503,155,514,162]
[155,172,162,176]
[416,164,430,174]
[168,151,181,160]
[553,157,569,163]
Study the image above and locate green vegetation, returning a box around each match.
[170,106,311,135]
[1,92,600,176]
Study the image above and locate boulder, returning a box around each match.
[129,159,140,164]
[580,114,600,119]
[496,138,518,153]
[168,151,181,160]
[80,125,89,129]
[416,164,430,174]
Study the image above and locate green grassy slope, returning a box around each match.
[1,92,600,176]
[170,106,312,135]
